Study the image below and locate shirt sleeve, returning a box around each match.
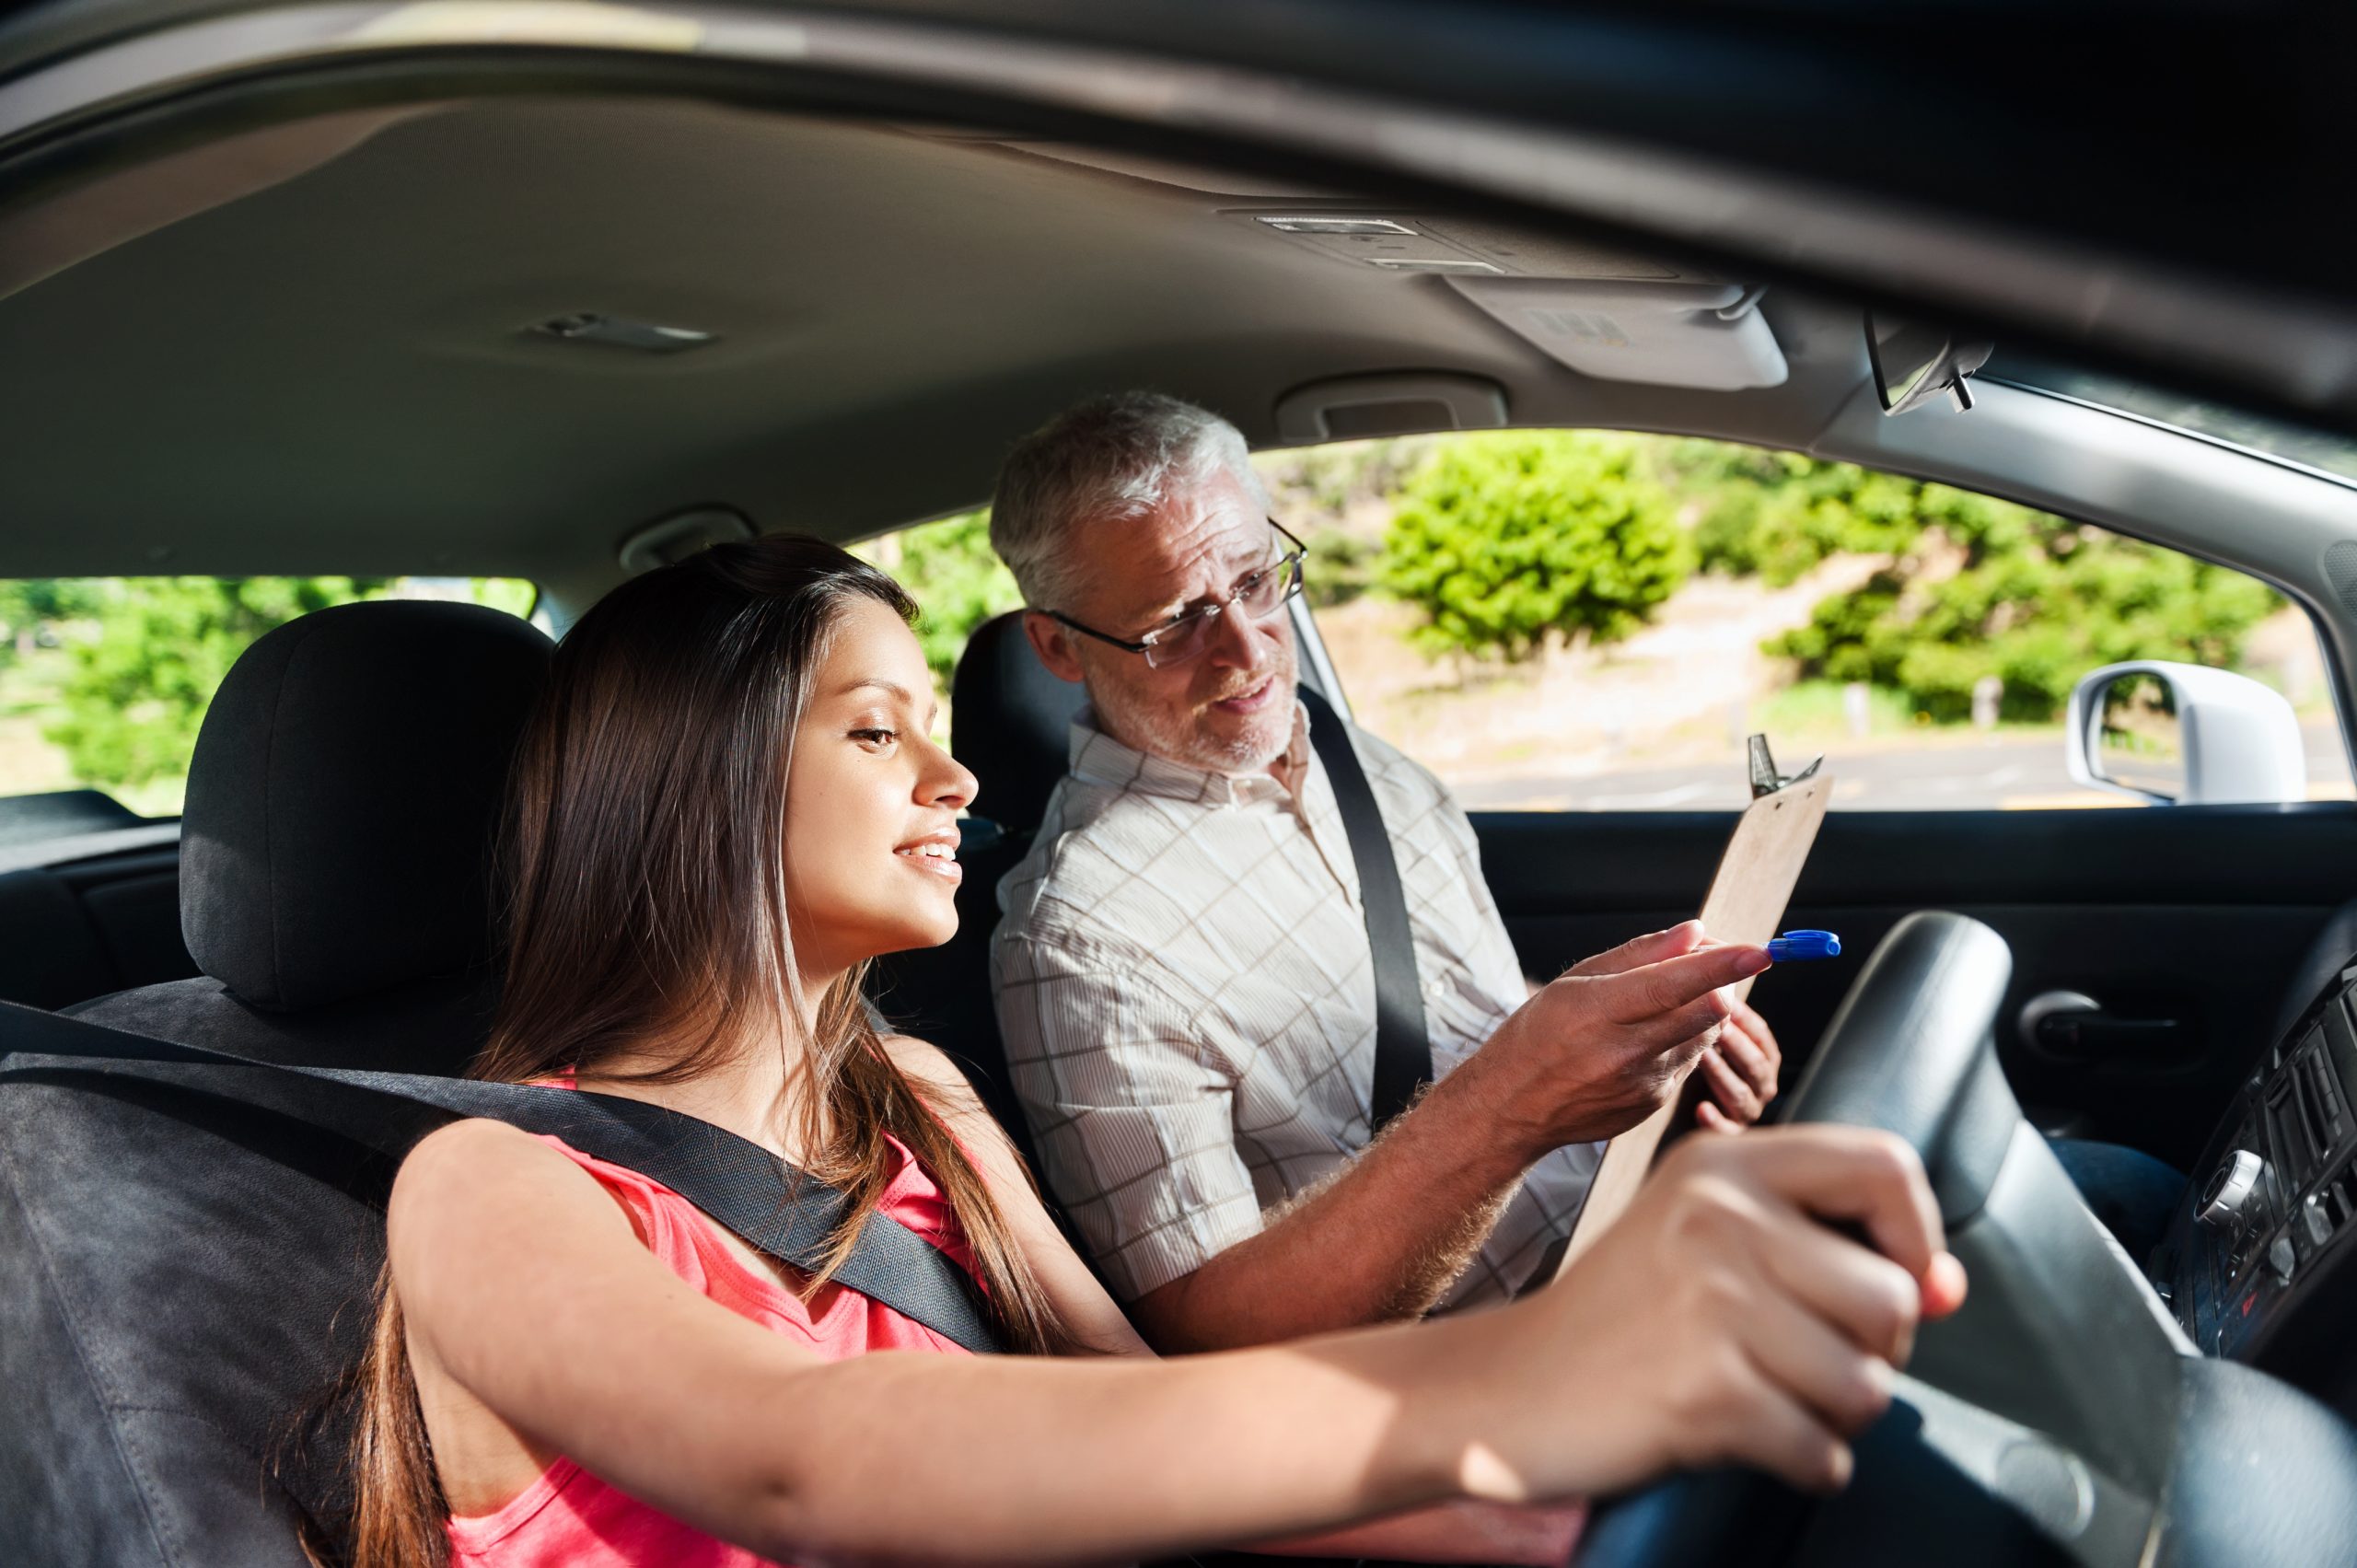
[993,932,1266,1302]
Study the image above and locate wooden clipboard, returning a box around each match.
[1549,768,1833,1275]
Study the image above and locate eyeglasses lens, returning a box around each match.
[1141,623,1202,669]
[1140,557,1302,669]
[1244,556,1301,617]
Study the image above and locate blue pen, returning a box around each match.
[1767,929,1841,962]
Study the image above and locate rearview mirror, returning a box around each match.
[2065,661,2305,805]
[1866,312,1992,415]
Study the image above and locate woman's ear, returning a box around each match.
[1022,610,1086,684]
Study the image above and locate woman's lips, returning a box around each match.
[894,842,963,883]
[1213,676,1280,714]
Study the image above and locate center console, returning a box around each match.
[2171,962,2357,1365]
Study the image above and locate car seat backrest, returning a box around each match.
[182,598,551,1013]
[0,791,202,1013]
[950,610,1084,836]
[0,600,552,1568]
[0,850,193,1010]
[869,611,1086,1211]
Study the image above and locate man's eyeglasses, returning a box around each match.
[1049,519,1308,670]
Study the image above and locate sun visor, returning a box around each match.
[1447,277,1789,390]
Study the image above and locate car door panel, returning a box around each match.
[1473,804,2357,1167]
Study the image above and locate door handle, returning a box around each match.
[2018,990,2189,1062]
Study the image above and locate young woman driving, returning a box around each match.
[348,536,1967,1567]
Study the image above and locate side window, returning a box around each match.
[1259,431,2352,811]
[853,511,1023,742]
[0,576,536,819]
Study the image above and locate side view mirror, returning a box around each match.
[2065,660,2305,805]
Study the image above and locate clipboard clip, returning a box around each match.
[1747,734,1824,799]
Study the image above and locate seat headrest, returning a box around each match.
[180,599,552,1012]
[951,611,1086,833]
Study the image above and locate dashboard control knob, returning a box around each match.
[2270,1234,2297,1283]
[2199,1149,2264,1229]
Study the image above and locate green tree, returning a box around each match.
[1768,523,2280,721]
[0,579,103,657]
[860,511,1025,690]
[42,576,385,788]
[1675,445,1927,587]
[1381,431,1690,664]
[1654,433,2284,723]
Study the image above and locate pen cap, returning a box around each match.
[1767,929,1841,961]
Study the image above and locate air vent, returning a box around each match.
[2270,1074,2316,1185]
[533,313,715,354]
[2296,1032,2350,1158]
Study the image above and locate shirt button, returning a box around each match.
[1425,979,1447,999]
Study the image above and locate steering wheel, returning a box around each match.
[1572,911,2017,1568]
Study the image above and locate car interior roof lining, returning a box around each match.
[0,92,1877,592]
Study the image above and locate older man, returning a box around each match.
[988,392,1782,1353]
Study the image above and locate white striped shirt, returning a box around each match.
[991,701,1602,1309]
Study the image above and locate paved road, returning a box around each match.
[1454,727,2352,813]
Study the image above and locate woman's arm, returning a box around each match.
[392,1117,1963,1568]
[882,1035,1582,1564]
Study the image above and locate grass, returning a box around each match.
[1749,679,2070,752]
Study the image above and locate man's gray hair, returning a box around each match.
[990,391,1271,612]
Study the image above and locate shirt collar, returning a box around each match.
[1067,701,1314,808]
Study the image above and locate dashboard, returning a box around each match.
[2169,956,2357,1400]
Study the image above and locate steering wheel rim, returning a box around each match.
[1572,912,2016,1568]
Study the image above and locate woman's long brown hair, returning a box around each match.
[324,536,1072,1568]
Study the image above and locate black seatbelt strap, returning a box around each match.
[1297,686,1431,1132]
[0,1000,1003,1354]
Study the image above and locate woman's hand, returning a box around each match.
[1436,1123,1967,1504]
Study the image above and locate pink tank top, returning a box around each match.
[445,1126,979,1566]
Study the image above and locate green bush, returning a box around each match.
[1768,526,2280,722]
[1667,434,2284,723]
[0,579,103,650]
[1382,432,1690,664]
[1677,443,1991,587]
[1302,525,1382,610]
[42,576,387,789]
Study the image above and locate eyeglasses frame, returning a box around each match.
[1043,517,1309,667]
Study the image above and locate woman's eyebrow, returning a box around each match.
[833,677,917,705]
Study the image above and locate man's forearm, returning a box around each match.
[1129,1067,1536,1353]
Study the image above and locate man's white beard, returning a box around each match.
[1120,645,1298,777]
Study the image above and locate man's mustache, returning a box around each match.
[1201,666,1283,705]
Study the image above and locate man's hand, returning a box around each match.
[1460,921,1771,1156]
[1694,997,1782,1132]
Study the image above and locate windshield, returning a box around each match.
[1986,353,2357,486]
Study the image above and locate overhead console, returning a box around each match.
[2171,960,2357,1382]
